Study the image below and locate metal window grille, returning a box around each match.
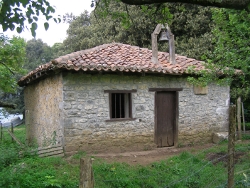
[111,93,131,119]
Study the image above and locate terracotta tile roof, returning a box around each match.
[18,43,205,86]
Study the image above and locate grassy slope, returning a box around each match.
[0,125,249,188]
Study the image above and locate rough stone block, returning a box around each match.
[193,85,208,95]
[213,132,228,144]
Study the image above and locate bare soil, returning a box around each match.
[91,143,215,166]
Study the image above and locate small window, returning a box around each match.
[104,90,136,121]
[111,93,131,118]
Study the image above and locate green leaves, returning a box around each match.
[0,34,26,93]
[16,27,22,33]
[205,8,250,100]
[31,22,37,37]
[44,22,49,31]
[0,0,60,37]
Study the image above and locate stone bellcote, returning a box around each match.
[151,24,176,64]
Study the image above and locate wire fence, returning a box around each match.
[79,131,250,188]
[1,110,249,188]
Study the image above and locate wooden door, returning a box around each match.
[155,91,176,147]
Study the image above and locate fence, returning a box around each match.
[79,105,250,188]
[0,124,64,157]
[0,122,23,144]
[79,133,250,188]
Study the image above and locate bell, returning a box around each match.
[159,31,169,42]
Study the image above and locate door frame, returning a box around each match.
[149,88,183,147]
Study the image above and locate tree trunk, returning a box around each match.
[120,0,250,10]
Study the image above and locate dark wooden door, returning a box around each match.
[155,91,176,147]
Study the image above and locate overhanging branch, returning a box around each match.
[0,101,16,109]
[0,61,15,75]
[120,0,250,10]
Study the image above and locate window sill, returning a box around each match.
[105,118,136,122]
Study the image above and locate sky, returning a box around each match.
[1,0,94,46]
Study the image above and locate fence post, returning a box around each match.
[237,97,242,140]
[0,122,2,141]
[242,102,245,133]
[11,122,14,142]
[228,105,236,188]
[79,158,94,188]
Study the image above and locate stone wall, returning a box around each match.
[24,74,64,147]
[62,72,229,153]
[179,85,230,145]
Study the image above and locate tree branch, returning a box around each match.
[0,61,15,75]
[120,0,250,10]
[0,101,16,109]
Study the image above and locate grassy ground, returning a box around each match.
[0,125,249,188]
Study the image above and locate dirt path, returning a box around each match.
[91,143,215,166]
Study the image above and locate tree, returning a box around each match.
[210,9,250,100]
[166,3,214,59]
[51,42,68,59]
[25,39,53,71]
[0,0,61,37]
[117,0,250,10]
[0,34,26,109]
[0,0,58,111]
[64,2,213,60]
[63,3,173,51]
[4,38,56,114]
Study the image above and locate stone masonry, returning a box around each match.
[62,72,230,153]
[24,74,64,147]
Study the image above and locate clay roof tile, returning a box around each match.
[18,43,206,86]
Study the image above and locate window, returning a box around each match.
[104,90,136,121]
[111,93,131,118]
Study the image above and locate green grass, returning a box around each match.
[0,124,26,143]
[0,124,249,188]
[93,152,227,188]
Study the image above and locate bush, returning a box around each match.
[245,123,250,130]
[0,143,20,170]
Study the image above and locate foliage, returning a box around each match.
[5,39,67,114]
[0,0,61,37]
[51,43,68,59]
[0,125,26,170]
[62,2,176,52]
[167,3,214,59]
[96,0,250,10]
[2,38,63,114]
[186,8,250,121]
[245,123,250,130]
[25,38,54,71]
[0,34,26,110]
[0,143,20,170]
[67,2,161,50]
[0,87,24,114]
[64,2,213,61]
[0,34,26,93]
[210,8,250,100]
[0,125,78,188]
